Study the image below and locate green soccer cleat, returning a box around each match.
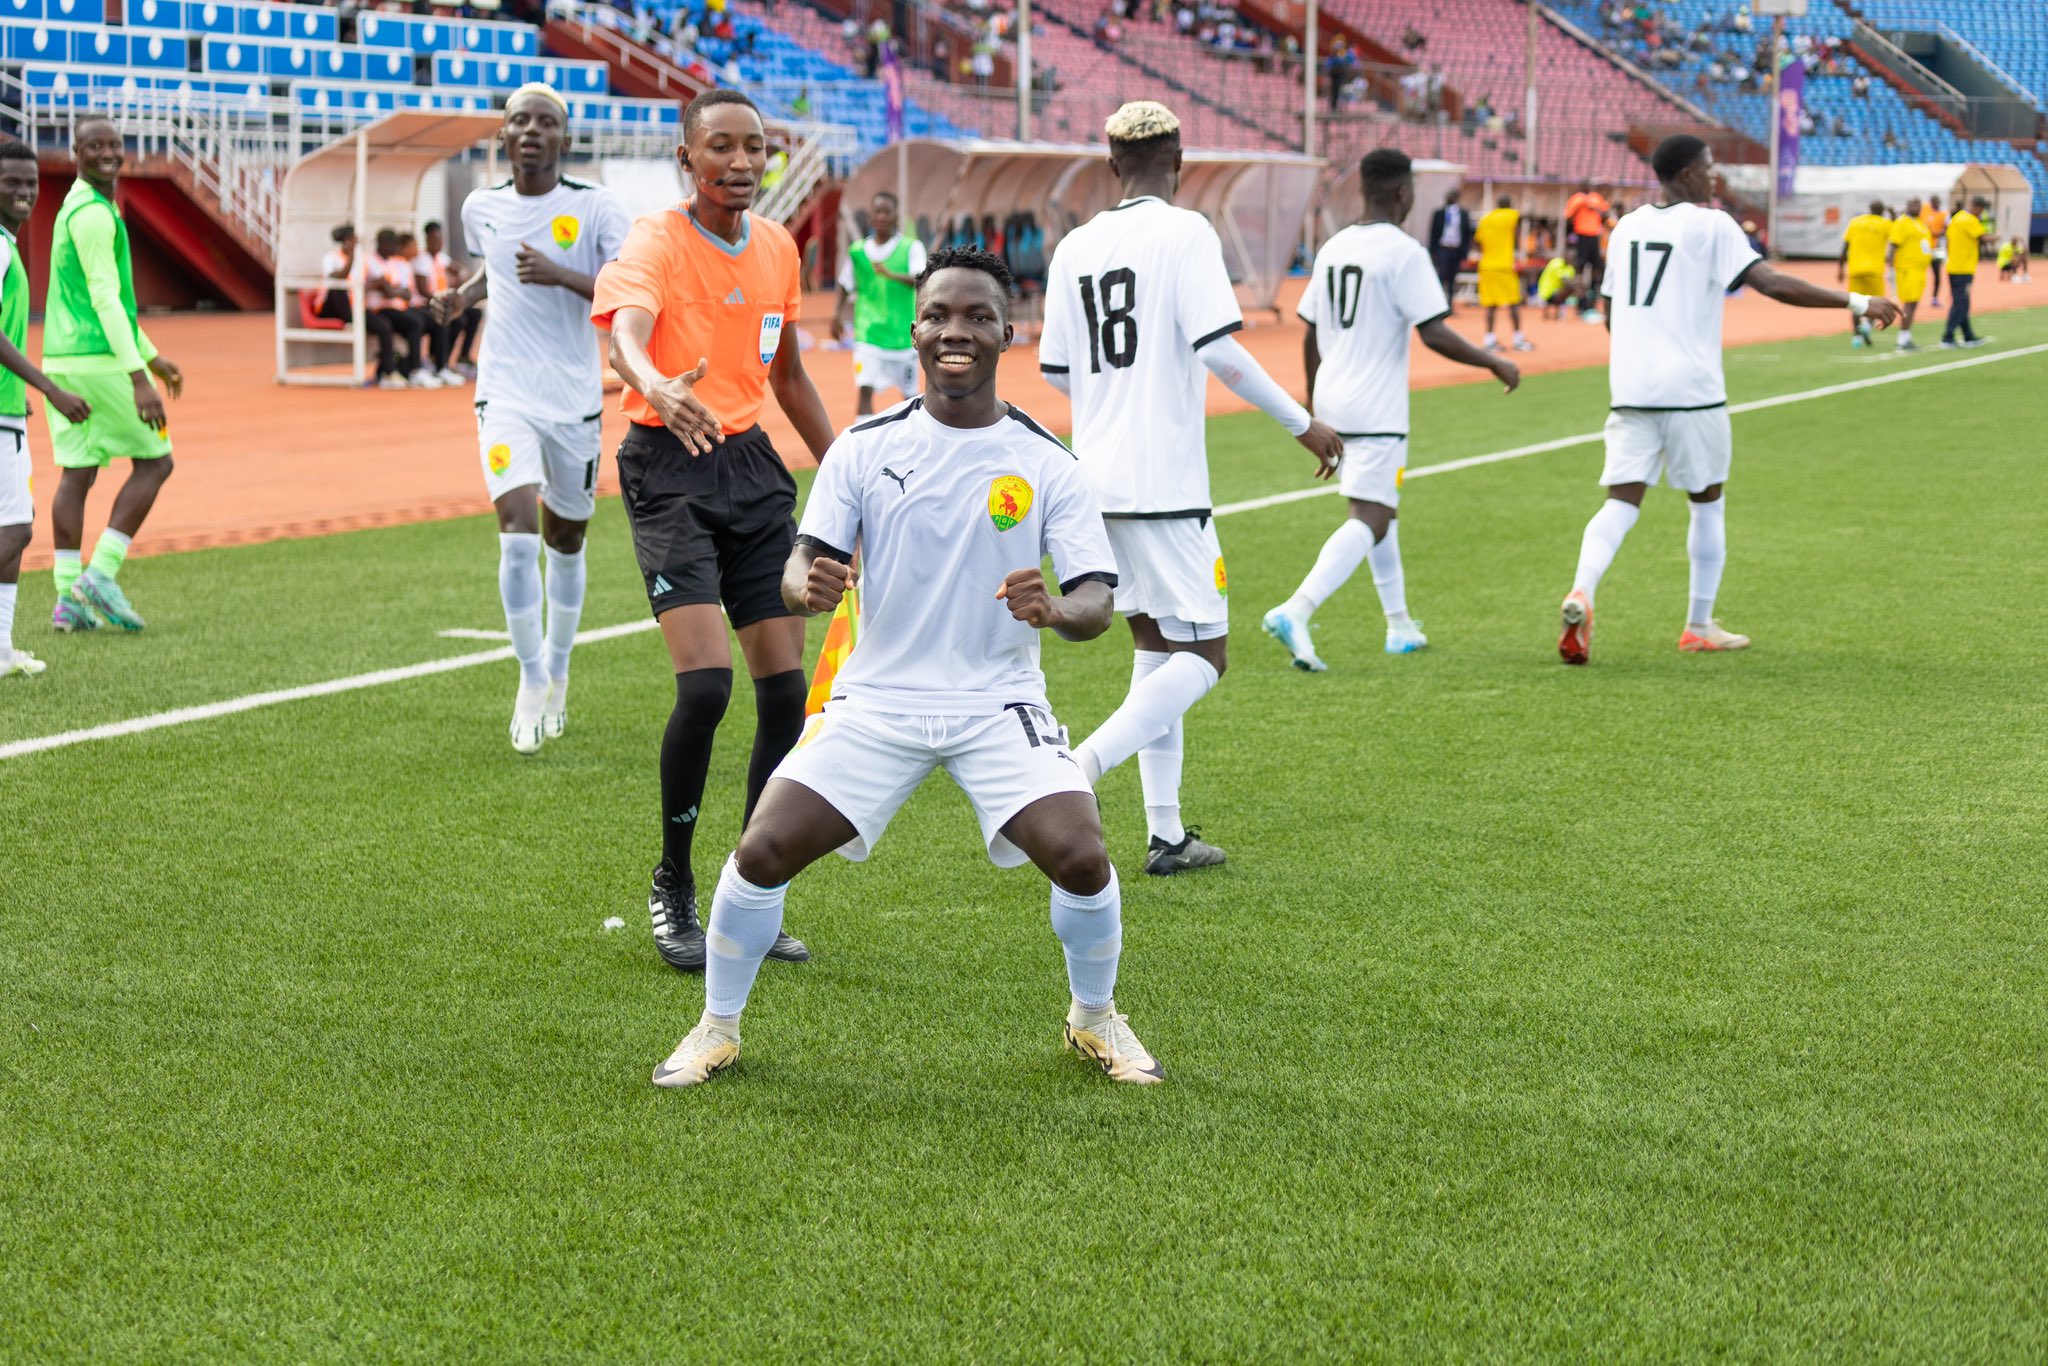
[2,649,48,677]
[73,568,144,631]
[52,597,101,633]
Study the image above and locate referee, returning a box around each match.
[592,88,837,973]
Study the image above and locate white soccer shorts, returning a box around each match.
[1103,516,1230,635]
[773,699,1094,868]
[0,420,32,526]
[1337,435,1406,508]
[477,404,603,521]
[852,343,919,398]
[1599,408,1732,494]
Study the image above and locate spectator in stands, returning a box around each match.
[1851,74,1870,99]
[931,36,952,81]
[1427,189,1471,308]
[1401,24,1425,53]
[397,231,463,385]
[367,228,432,389]
[316,224,356,325]
[417,221,480,378]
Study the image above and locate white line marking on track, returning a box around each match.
[1213,341,2048,518]
[7,340,2046,762]
[436,628,513,640]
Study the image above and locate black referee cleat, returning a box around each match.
[649,863,706,972]
[1144,827,1227,876]
[766,929,811,963]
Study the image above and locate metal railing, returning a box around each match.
[1934,21,2043,116]
[1853,20,1968,127]
[8,76,290,255]
[553,2,711,103]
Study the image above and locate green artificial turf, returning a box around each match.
[2,313,2044,1361]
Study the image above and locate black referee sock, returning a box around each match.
[661,667,734,888]
[745,669,809,827]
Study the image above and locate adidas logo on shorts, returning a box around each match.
[652,574,674,594]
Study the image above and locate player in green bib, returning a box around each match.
[43,117,185,634]
[830,190,925,415]
[0,140,92,676]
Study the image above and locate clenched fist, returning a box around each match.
[806,556,857,614]
[997,567,1059,629]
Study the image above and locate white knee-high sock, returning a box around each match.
[1123,651,1185,844]
[0,581,16,663]
[1050,868,1122,1011]
[542,545,586,683]
[1077,652,1219,781]
[1571,499,1640,604]
[498,532,546,689]
[1366,520,1410,626]
[704,854,787,1020]
[1687,496,1726,629]
[1285,518,1373,616]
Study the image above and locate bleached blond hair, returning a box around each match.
[506,82,569,116]
[1104,100,1180,143]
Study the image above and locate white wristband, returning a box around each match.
[1848,292,1871,317]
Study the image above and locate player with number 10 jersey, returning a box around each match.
[1040,100,1340,877]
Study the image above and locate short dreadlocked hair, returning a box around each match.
[916,246,1015,319]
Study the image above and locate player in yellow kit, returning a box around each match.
[1886,197,1932,352]
[1838,200,1891,348]
[1473,195,1530,352]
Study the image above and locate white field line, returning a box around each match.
[6,340,2045,763]
[436,628,513,641]
[0,620,658,761]
[1214,340,2048,518]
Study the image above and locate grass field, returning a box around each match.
[4,312,2046,1360]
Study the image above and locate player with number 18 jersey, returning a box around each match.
[1039,101,1340,876]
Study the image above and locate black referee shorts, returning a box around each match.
[1570,232,1605,274]
[615,422,799,628]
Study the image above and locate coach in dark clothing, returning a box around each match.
[1428,189,1471,306]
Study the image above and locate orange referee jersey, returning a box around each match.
[591,201,802,434]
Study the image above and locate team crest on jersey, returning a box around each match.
[1213,556,1228,596]
[1395,467,1405,490]
[550,215,580,248]
[987,475,1033,531]
[487,443,512,475]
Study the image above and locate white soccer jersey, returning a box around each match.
[461,177,631,422]
[1601,201,1762,410]
[1040,196,1243,514]
[798,398,1118,715]
[1297,222,1449,436]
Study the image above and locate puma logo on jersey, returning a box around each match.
[881,466,914,493]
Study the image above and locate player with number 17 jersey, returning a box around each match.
[1560,135,1893,665]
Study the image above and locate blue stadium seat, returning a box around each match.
[200,35,259,74]
[127,30,185,69]
[185,1,240,35]
[125,0,184,30]
[240,1,336,44]
[3,20,69,59]
[68,24,126,65]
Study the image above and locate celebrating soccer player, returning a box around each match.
[44,117,183,635]
[1262,149,1519,671]
[1557,135,1898,665]
[652,248,1157,1089]
[434,85,631,754]
[1040,101,1342,876]
[831,190,925,416]
[591,89,832,973]
[0,139,91,677]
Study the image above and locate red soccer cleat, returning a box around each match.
[1558,590,1592,665]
